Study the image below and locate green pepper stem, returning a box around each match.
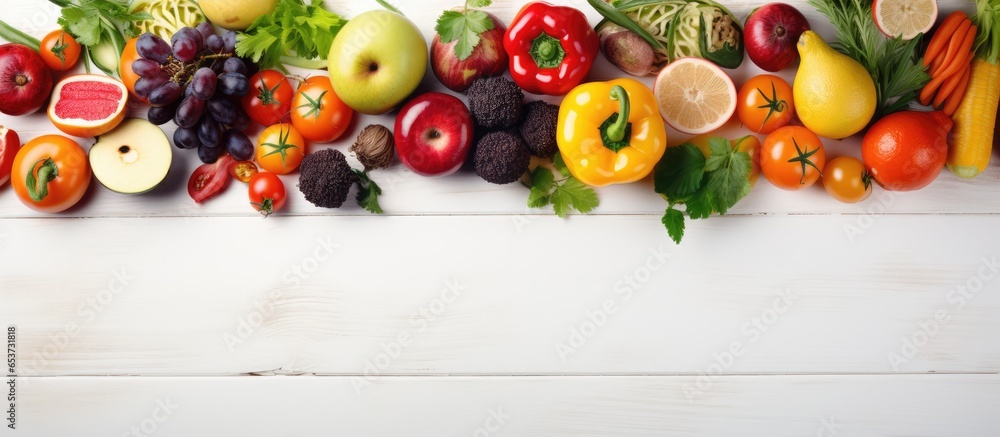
[26,158,58,202]
[529,33,566,69]
[606,85,630,143]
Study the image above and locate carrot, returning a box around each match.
[943,63,972,116]
[933,60,970,108]
[924,11,969,66]
[932,19,972,77]
[924,25,977,99]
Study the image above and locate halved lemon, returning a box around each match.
[873,0,938,40]
[653,57,736,135]
[47,74,128,138]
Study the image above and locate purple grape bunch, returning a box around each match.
[134,23,256,164]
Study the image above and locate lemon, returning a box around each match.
[793,31,877,139]
[198,0,278,31]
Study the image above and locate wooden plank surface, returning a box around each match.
[9,375,1000,436]
[3,215,998,375]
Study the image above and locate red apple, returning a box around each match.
[0,44,53,116]
[744,3,810,72]
[431,11,508,92]
[394,92,473,176]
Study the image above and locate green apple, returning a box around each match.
[89,118,172,194]
[328,10,428,115]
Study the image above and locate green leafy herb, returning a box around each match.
[353,170,383,215]
[435,0,494,61]
[236,0,346,70]
[525,155,599,218]
[48,0,150,76]
[808,0,929,119]
[653,138,752,244]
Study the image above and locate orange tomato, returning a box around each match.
[11,135,91,213]
[290,76,354,143]
[256,123,306,174]
[736,75,795,134]
[119,37,147,103]
[761,126,826,190]
[823,156,872,203]
[40,30,81,71]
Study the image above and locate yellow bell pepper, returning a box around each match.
[556,78,667,187]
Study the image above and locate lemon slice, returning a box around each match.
[654,58,737,135]
[873,0,938,40]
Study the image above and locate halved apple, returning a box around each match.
[89,118,172,194]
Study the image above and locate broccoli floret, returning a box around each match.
[518,100,560,158]
[298,149,358,208]
[475,130,530,185]
[467,76,524,129]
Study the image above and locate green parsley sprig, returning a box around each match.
[49,0,150,76]
[435,0,496,61]
[654,137,753,244]
[236,0,346,70]
[525,154,599,218]
[353,170,383,215]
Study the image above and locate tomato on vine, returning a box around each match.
[256,123,306,174]
[737,74,795,134]
[242,69,293,126]
[40,30,81,71]
[823,156,872,203]
[761,126,826,190]
[291,76,353,143]
[248,172,286,217]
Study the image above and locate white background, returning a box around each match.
[1,0,998,435]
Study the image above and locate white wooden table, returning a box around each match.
[2,0,998,435]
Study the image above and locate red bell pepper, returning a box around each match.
[503,2,599,96]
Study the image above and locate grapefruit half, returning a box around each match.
[48,74,128,138]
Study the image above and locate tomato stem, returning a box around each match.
[787,137,821,185]
[755,81,787,133]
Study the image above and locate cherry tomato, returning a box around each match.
[229,160,259,183]
[11,134,91,213]
[0,126,20,186]
[761,126,826,190]
[291,76,354,143]
[823,156,873,203]
[188,154,235,203]
[242,70,293,126]
[248,172,286,217]
[256,123,306,174]
[119,37,147,103]
[39,30,81,72]
[736,74,795,134]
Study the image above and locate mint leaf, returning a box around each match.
[435,7,494,60]
[704,137,732,172]
[662,206,685,245]
[654,144,706,198]
[527,167,554,208]
[354,170,383,214]
[705,148,751,215]
[467,0,492,7]
[684,178,715,220]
